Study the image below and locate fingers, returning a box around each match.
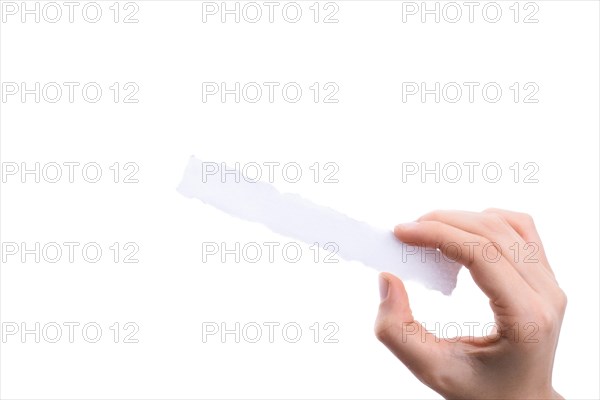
[417,210,556,293]
[482,208,543,243]
[482,208,553,275]
[374,273,449,383]
[394,221,530,306]
[482,209,566,313]
[381,210,566,400]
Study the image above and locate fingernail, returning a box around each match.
[379,274,389,301]
[395,222,419,230]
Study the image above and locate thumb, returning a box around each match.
[375,273,447,379]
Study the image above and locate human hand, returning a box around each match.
[375,209,566,400]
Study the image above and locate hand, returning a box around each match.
[375,209,566,400]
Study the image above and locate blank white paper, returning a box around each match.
[177,156,461,295]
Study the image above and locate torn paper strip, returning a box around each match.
[177,156,462,295]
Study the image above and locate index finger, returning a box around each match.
[394,220,532,307]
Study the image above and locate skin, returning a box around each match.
[374,209,566,400]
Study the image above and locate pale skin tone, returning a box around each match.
[375,209,566,400]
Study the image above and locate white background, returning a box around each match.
[1,1,599,399]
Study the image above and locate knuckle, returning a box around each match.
[516,298,562,337]
[481,213,506,231]
[556,289,568,313]
[537,309,556,330]
[518,212,536,227]
[419,209,445,222]
[531,305,561,335]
